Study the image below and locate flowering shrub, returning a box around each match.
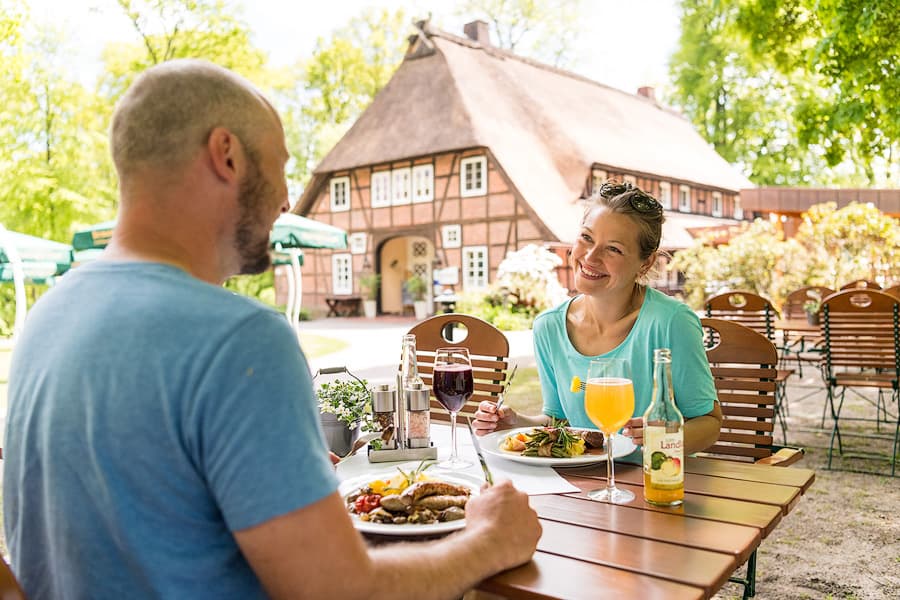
[317,379,371,428]
[456,245,570,329]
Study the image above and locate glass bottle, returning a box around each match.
[396,334,423,448]
[642,348,685,506]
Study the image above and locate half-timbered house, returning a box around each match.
[291,19,753,316]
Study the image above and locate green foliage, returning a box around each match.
[673,202,900,310]
[223,270,279,309]
[455,0,584,67]
[316,378,370,428]
[358,272,380,301]
[670,0,899,185]
[404,275,428,302]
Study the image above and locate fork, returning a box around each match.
[495,364,518,411]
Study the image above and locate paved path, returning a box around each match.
[297,316,536,383]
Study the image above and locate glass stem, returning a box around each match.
[606,432,616,495]
[449,412,458,461]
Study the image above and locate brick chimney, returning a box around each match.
[637,86,656,102]
[464,20,491,46]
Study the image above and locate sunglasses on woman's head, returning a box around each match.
[628,190,663,216]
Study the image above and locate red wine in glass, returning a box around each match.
[433,364,473,413]
[433,347,473,469]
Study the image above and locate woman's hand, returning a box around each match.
[472,400,517,436]
[622,417,643,446]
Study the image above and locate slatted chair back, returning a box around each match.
[700,318,780,463]
[883,285,900,300]
[0,557,26,600]
[781,286,835,320]
[839,279,882,291]
[705,291,779,341]
[405,313,510,424]
[822,289,900,378]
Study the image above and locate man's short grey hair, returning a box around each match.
[110,59,273,178]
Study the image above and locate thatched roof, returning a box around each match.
[296,21,752,244]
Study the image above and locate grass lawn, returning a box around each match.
[297,332,348,359]
[501,365,543,416]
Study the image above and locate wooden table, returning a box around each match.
[324,296,362,317]
[477,458,815,600]
[775,318,820,334]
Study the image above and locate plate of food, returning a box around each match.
[340,461,481,536]
[480,424,637,466]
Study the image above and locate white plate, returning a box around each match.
[340,469,481,536]
[480,427,637,467]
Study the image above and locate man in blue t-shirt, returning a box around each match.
[3,59,540,600]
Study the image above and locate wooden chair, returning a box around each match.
[779,286,833,377]
[839,279,882,290]
[883,284,900,299]
[405,313,510,424]
[699,318,803,466]
[699,317,803,600]
[705,291,793,440]
[0,556,26,600]
[821,289,900,476]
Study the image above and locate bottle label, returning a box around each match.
[643,426,684,486]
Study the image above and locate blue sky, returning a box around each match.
[27,0,681,95]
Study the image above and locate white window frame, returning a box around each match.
[371,171,391,208]
[348,233,366,255]
[711,191,723,217]
[678,184,691,212]
[412,164,434,203]
[392,167,411,205]
[460,156,487,197]
[462,245,489,290]
[330,176,350,212]
[623,174,637,186]
[442,224,461,248]
[332,254,352,294]
[591,169,607,197]
[658,182,672,210]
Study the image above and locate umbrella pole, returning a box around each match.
[290,251,303,334]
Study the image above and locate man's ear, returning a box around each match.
[208,126,239,184]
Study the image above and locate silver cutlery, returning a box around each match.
[465,416,494,486]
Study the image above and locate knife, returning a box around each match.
[465,416,494,487]
[495,364,517,412]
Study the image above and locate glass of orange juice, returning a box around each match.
[584,358,635,504]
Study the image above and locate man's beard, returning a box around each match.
[234,156,274,276]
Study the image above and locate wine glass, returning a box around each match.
[583,357,636,503]
[433,347,474,469]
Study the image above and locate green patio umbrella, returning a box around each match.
[0,225,74,340]
[270,214,348,332]
[71,220,115,251]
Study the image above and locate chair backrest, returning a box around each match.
[704,291,779,341]
[405,313,510,424]
[700,318,779,463]
[821,289,900,376]
[781,286,835,320]
[883,284,900,300]
[839,279,882,290]
[0,557,26,600]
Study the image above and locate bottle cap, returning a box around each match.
[371,383,396,412]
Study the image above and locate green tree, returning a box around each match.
[669,0,899,185]
[454,0,584,67]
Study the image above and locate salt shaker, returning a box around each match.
[405,382,431,448]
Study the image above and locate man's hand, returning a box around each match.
[463,481,541,571]
[472,400,517,436]
[328,452,340,466]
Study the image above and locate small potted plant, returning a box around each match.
[405,274,430,319]
[803,292,822,325]
[359,272,380,318]
[316,376,371,456]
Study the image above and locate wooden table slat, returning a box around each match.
[560,475,783,537]
[536,519,737,592]
[479,551,705,600]
[530,494,761,564]
[608,465,801,515]
[684,457,816,494]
